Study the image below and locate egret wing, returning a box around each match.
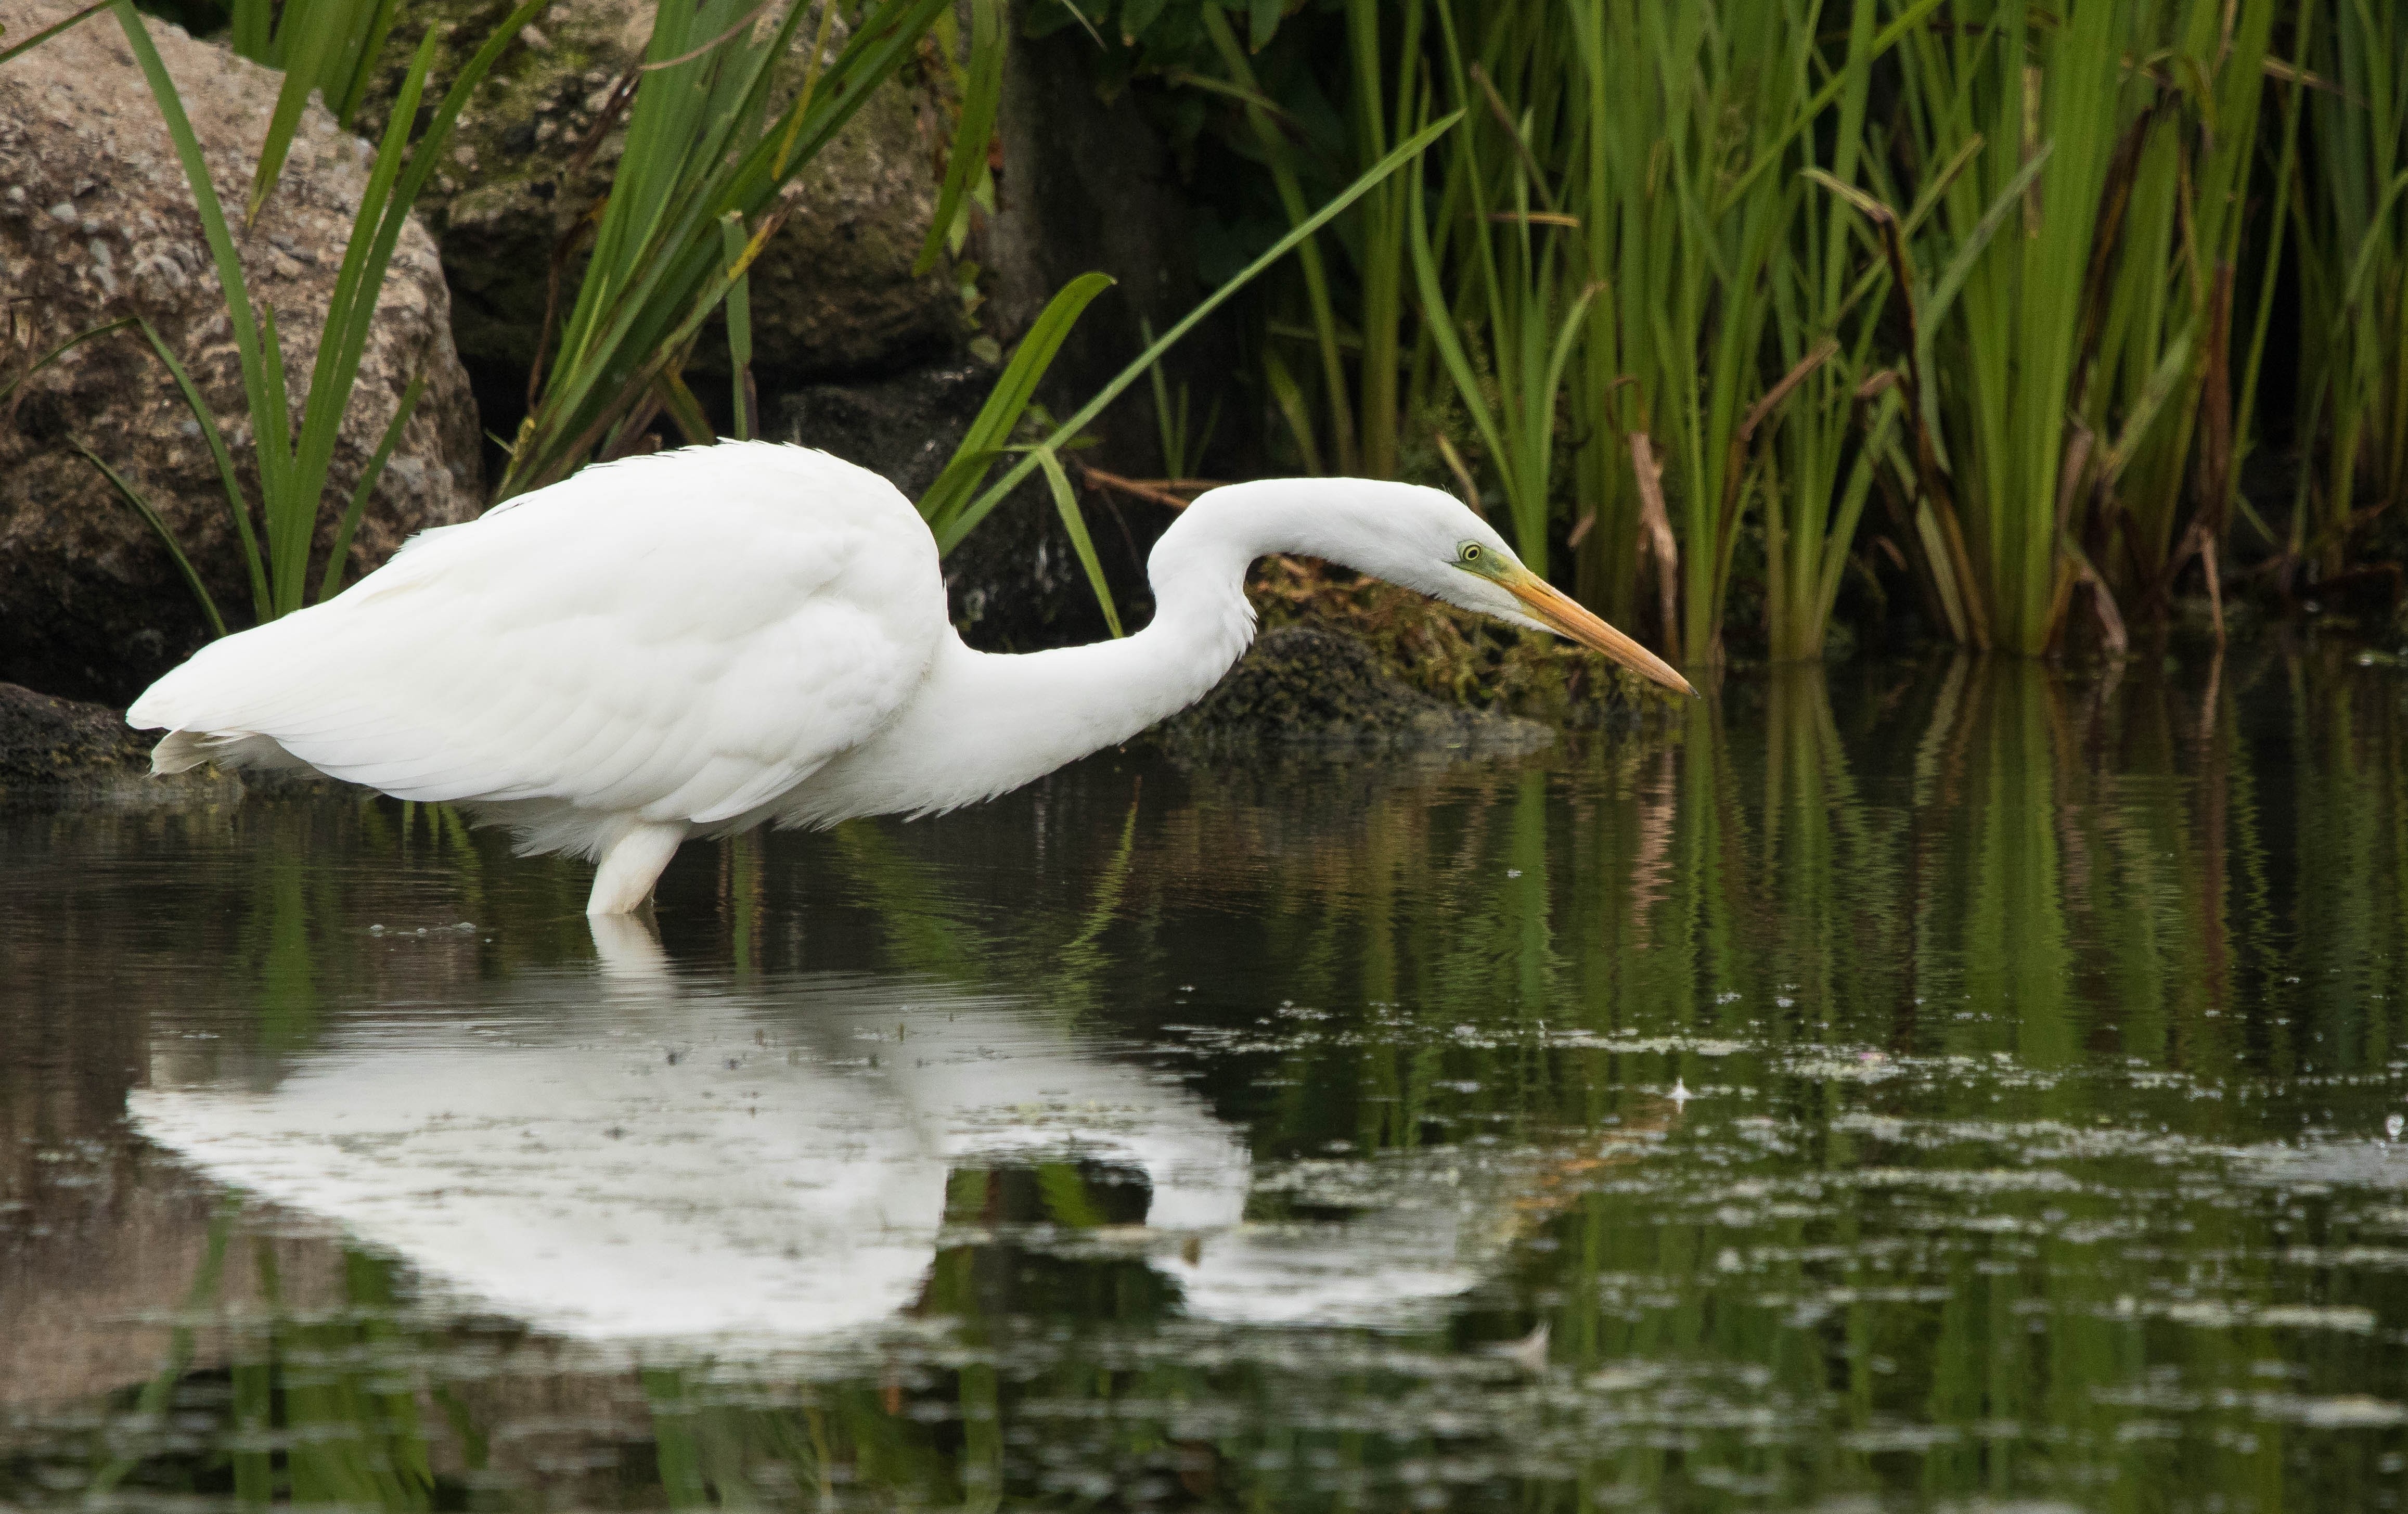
[129,445,946,827]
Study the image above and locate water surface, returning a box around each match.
[5,651,2407,1511]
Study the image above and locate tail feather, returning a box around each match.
[150,730,212,775]
[146,729,310,777]
[127,615,311,778]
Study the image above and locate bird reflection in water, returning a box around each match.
[132,916,1643,1353]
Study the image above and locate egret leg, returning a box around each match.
[588,820,688,915]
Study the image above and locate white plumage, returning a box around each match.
[130,441,1689,913]
[133,446,936,891]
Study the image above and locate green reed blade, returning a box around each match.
[1720,0,1950,213]
[229,0,270,59]
[253,304,300,593]
[655,368,716,447]
[719,213,754,441]
[110,0,276,540]
[247,0,377,222]
[1261,345,1325,476]
[328,0,399,126]
[1142,315,1179,474]
[1918,144,2055,361]
[915,0,1003,277]
[0,0,113,67]
[262,0,537,615]
[917,271,1115,534]
[317,364,427,602]
[0,315,136,415]
[71,440,226,637]
[1033,445,1125,637]
[1408,165,1512,511]
[510,0,963,497]
[131,316,270,621]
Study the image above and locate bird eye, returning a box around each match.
[1459,543,1483,563]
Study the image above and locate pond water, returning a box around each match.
[4,649,2407,1512]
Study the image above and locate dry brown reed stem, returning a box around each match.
[2172,263,2238,644]
[2070,103,2177,417]
[1434,433,1482,513]
[2047,426,2127,656]
[1716,338,1838,568]
[1627,434,1678,663]
[639,0,783,72]
[1810,170,1990,650]
[1073,465,1217,512]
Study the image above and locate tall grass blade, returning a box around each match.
[129,317,270,620]
[1262,346,1325,476]
[0,315,138,418]
[70,440,227,636]
[0,0,113,66]
[915,0,1003,277]
[0,311,264,618]
[1033,446,1125,636]
[1918,146,2056,365]
[917,272,1115,533]
[248,0,371,221]
[318,365,428,601]
[719,213,755,441]
[113,0,542,619]
[111,0,277,506]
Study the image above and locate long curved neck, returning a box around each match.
[825,481,1422,819]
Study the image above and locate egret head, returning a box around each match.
[1335,485,1695,698]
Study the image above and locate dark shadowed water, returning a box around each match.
[5,649,2408,1512]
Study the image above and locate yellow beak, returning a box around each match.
[1502,569,1695,698]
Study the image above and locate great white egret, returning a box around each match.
[128,442,1692,914]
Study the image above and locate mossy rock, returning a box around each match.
[1157,626,1552,756]
[0,681,336,803]
[0,683,150,790]
[1242,559,1686,733]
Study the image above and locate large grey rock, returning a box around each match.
[0,2,483,705]
[359,0,961,399]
